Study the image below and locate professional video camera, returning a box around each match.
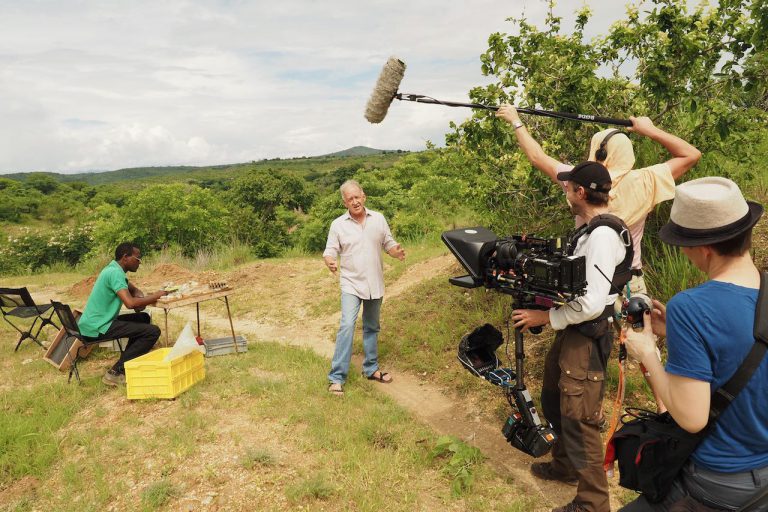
[442,227,589,458]
[441,227,587,312]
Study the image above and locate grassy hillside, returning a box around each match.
[1,147,406,186]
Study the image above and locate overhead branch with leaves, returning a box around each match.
[445,0,767,235]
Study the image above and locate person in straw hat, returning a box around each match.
[621,177,766,511]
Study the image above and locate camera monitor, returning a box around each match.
[441,227,498,288]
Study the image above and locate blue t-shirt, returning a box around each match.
[666,280,768,473]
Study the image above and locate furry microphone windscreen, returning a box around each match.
[364,57,406,123]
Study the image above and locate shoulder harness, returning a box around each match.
[569,213,634,290]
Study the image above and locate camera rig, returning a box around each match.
[442,227,589,458]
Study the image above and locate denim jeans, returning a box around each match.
[84,312,160,374]
[328,293,382,384]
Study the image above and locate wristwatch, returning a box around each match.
[512,120,525,130]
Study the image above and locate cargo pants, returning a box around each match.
[541,318,614,512]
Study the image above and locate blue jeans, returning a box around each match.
[328,293,382,384]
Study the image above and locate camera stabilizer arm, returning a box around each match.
[500,327,557,458]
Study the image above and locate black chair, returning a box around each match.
[50,301,123,384]
[0,287,60,351]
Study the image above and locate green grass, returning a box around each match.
[642,242,706,303]
[140,479,176,511]
[285,472,337,503]
[0,323,533,511]
[240,448,278,469]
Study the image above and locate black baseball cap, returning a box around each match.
[556,161,612,192]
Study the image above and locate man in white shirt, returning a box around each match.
[512,162,629,512]
[323,180,405,395]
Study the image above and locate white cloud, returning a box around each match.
[0,0,643,173]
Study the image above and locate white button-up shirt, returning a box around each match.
[548,225,626,330]
[323,208,398,300]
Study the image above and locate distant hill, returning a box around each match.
[0,147,411,186]
[321,146,405,157]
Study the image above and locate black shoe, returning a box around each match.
[551,501,588,512]
[102,369,126,386]
[531,462,578,486]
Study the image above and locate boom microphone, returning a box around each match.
[364,56,632,127]
[365,57,407,124]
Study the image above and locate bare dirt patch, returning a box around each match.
[68,274,97,298]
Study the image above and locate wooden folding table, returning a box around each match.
[154,288,240,354]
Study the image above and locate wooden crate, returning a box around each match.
[42,309,95,372]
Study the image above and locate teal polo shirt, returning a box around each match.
[77,260,129,337]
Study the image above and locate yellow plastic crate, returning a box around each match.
[124,348,205,400]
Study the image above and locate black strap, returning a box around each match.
[708,271,768,423]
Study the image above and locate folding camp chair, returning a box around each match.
[50,301,124,384]
[0,287,60,351]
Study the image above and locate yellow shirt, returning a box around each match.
[607,163,675,226]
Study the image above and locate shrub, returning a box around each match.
[0,224,95,275]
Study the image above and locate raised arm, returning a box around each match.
[496,104,564,183]
[628,116,701,180]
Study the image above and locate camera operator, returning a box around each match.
[512,161,630,512]
[495,104,700,293]
[620,177,766,511]
[497,105,700,416]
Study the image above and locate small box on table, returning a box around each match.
[124,348,205,400]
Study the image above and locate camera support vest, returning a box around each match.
[568,213,634,291]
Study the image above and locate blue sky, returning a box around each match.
[0,0,639,174]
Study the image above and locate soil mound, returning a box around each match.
[68,275,97,298]
[140,264,195,287]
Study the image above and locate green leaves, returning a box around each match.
[446,0,767,238]
[91,183,229,257]
[431,435,485,497]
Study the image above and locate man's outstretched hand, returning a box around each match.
[388,244,405,261]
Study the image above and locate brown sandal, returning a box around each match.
[366,370,393,383]
[328,383,344,395]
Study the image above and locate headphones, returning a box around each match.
[595,130,626,162]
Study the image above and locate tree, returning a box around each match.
[446,0,767,235]
[227,169,314,256]
[25,174,60,194]
[91,183,229,256]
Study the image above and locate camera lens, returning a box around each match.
[496,241,518,270]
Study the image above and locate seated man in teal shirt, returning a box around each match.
[78,242,168,386]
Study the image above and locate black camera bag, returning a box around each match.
[457,323,503,377]
[606,409,704,502]
[605,271,768,503]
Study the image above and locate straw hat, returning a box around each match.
[658,177,764,246]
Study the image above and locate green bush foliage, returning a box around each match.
[90,183,229,257]
[0,225,94,274]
